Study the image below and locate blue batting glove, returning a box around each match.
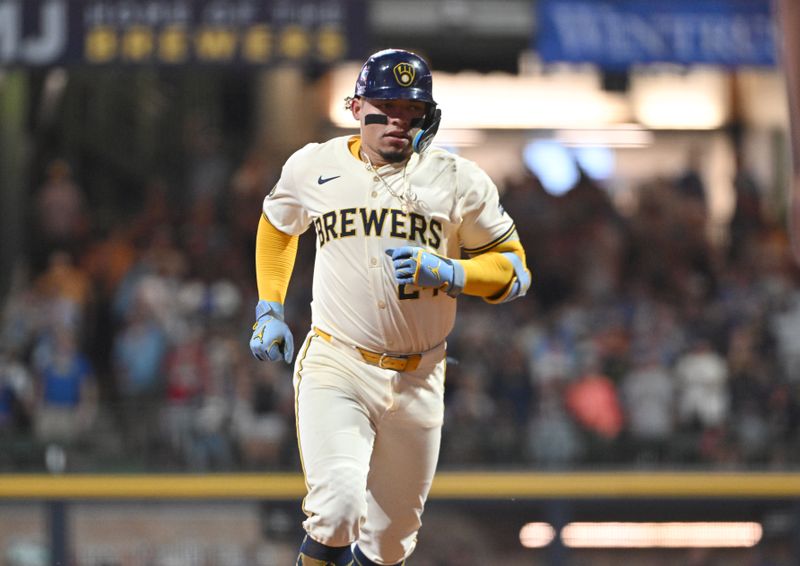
[385,246,465,297]
[249,300,294,363]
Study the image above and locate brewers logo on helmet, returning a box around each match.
[393,63,415,87]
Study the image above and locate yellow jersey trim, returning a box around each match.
[347,136,362,160]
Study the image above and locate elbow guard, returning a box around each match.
[485,252,531,304]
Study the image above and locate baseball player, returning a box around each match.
[250,48,530,566]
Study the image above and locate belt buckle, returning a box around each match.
[378,353,397,370]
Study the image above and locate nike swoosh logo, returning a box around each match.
[317,175,340,185]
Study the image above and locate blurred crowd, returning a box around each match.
[442,160,800,470]
[1,134,799,473]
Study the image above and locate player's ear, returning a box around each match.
[350,97,363,121]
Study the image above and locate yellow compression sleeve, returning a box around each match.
[456,239,527,298]
[255,213,299,303]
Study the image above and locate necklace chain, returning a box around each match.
[362,153,418,212]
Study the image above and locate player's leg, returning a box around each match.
[293,332,383,564]
[355,359,446,564]
[352,420,442,565]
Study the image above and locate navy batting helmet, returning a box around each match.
[354,48,437,105]
[351,49,441,153]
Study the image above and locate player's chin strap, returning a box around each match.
[412,108,441,154]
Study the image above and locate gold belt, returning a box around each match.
[314,327,422,372]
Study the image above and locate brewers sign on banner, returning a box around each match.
[0,0,366,67]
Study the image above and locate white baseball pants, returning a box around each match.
[293,330,446,564]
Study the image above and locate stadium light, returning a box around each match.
[629,67,729,129]
[327,63,733,131]
[328,63,630,130]
[519,521,763,549]
[519,522,557,548]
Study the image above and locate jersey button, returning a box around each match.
[370,257,378,266]
[377,300,386,309]
[371,191,378,198]
[373,176,380,182]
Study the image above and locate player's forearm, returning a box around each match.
[256,213,299,303]
[457,239,527,298]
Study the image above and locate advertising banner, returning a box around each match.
[536,0,777,69]
[0,0,366,67]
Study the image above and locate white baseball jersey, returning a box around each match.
[263,135,515,354]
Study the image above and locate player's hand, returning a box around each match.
[385,246,463,297]
[250,300,294,364]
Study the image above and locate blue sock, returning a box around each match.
[353,545,404,566]
[297,535,354,565]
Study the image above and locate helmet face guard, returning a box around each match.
[412,107,440,154]
[353,49,441,153]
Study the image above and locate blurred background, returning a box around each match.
[0,0,797,564]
